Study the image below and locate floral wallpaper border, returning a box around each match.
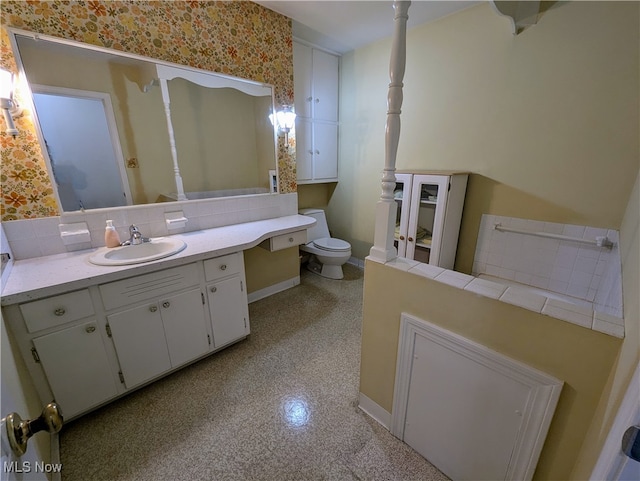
[0,0,296,221]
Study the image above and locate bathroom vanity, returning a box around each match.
[1,215,313,420]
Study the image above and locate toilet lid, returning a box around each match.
[313,237,351,252]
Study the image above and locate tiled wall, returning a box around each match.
[3,193,298,261]
[473,215,623,318]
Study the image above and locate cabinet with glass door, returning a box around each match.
[394,172,468,269]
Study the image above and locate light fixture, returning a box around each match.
[269,105,296,143]
[0,68,21,137]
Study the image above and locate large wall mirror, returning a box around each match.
[9,28,279,212]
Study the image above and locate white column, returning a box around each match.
[369,0,410,262]
[159,78,187,201]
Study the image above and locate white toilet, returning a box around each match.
[299,208,352,280]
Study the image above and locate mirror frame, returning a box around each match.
[8,27,280,213]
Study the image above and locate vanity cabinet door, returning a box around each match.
[107,304,172,389]
[32,321,119,419]
[160,288,210,367]
[207,276,249,348]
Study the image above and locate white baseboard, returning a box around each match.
[247,276,300,303]
[358,392,391,430]
[347,257,365,269]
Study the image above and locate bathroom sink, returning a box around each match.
[89,238,187,266]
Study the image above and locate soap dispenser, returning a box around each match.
[104,220,121,248]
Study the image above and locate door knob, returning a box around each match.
[622,425,640,462]
[4,403,63,456]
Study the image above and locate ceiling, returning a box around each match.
[255,1,481,54]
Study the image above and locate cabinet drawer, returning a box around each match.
[20,290,94,333]
[99,263,199,311]
[204,253,241,282]
[260,230,307,252]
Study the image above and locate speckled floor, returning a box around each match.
[59,264,449,481]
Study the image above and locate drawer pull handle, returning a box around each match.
[149,305,158,312]
[210,287,217,293]
[54,308,66,316]
[85,325,96,333]
[220,264,227,271]
[162,302,171,309]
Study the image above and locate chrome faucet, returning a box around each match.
[124,224,149,245]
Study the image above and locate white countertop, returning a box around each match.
[1,215,315,305]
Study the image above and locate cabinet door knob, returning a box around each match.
[306,96,312,102]
[399,235,405,241]
[85,325,96,333]
[210,286,217,293]
[162,301,171,309]
[149,305,158,312]
[408,237,414,242]
[308,150,313,155]
[220,264,227,271]
[289,237,294,243]
[315,150,320,155]
[315,98,320,103]
[54,308,66,316]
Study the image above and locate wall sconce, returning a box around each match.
[0,68,21,137]
[269,105,296,144]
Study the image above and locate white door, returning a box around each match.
[32,322,119,419]
[591,362,640,480]
[108,304,172,388]
[295,117,313,181]
[406,175,449,264]
[394,173,413,257]
[312,122,338,180]
[311,49,339,122]
[31,86,131,211]
[208,276,247,348]
[160,289,209,367]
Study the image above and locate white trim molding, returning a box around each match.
[247,276,300,304]
[358,392,391,430]
[392,313,563,481]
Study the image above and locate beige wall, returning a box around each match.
[571,169,640,478]
[360,260,622,480]
[333,1,639,268]
[243,246,300,295]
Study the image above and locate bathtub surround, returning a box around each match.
[473,215,622,315]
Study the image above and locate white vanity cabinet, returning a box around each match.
[394,172,468,269]
[4,254,250,420]
[293,41,339,183]
[204,253,250,348]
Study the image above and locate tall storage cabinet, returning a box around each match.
[394,172,468,269]
[293,41,339,183]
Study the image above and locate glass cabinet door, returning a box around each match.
[394,174,413,257]
[406,175,449,264]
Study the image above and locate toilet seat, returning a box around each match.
[312,237,351,253]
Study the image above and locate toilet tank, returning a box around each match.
[299,208,330,241]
